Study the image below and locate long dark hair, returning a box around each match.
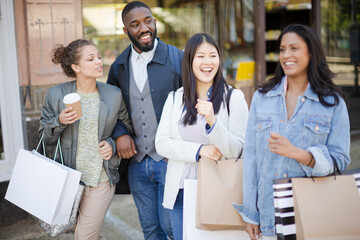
[181,33,230,125]
[259,24,345,106]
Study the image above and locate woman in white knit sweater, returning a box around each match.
[155,33,249,240]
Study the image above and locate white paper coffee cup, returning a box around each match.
[63,93,82,120]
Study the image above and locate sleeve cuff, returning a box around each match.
[232,203,260,225]
[196,144,203,162]
[205,119,217,135]
[112,121,131,139]
[304,146,333,177]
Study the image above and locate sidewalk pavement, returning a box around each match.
[1,138,360,240]
[0,194,143,240]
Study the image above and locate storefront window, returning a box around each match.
[321,0,360,90]
[82,0,255,87]
[176,0,255,86]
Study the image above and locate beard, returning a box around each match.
[128,26,157,52]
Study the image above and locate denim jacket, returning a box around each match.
[234,77,350,236]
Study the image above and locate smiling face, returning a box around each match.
[71,45,103,80]
[192,42,220,89]
[123,7,157,53]
[279,32,310,80]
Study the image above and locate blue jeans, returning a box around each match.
[128,156,173,240]
[169,189,184,240]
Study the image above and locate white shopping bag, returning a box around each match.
[5,149,81,225]
[32,150,82,224]
[183,179,250,240]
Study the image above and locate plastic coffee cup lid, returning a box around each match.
[63,93,81,104]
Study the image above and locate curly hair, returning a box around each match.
[51,39,95,78]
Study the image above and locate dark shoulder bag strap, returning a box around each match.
[168,44,181,76]
[168,44,181,103]
[226,87,234,116]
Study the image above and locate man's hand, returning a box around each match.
[115,135,137,159]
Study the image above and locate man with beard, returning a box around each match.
[107,1,183,239]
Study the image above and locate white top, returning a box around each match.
[130,39,159,92]
[155,87,249,209]
[178,113,210,188]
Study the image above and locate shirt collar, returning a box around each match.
[131,38,158,62]
[266,75,319,102]
[206,86,213,101]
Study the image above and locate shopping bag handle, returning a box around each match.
[311,158,341,182]
[214,148,243,165]
[36,133,64,165]
[332,158,341,179]
[53,137,64,165]
[234,148,243,163]
[35,133,46,156]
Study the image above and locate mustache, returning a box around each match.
[138,31,153,39]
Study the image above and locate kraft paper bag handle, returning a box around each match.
[36,133,64,165]
[310,158,341,182]
[215,148,243,165]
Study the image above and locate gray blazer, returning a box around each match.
[39,80,132,187]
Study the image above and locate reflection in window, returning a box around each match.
[176,0,255,84]
[321,0,360,87]
[82,0,254,86]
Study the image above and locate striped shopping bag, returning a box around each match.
[273,169,360,240]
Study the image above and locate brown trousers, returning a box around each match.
[75,181,115,240]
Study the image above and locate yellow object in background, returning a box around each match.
[235,61,255,82]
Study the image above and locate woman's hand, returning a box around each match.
[245,223,261,240]
[195,99,216,127]
[98,140,112,160]
[199,145,222,161]
[268,132,296,158]
[58,107,78,125]
[268,132,314,166]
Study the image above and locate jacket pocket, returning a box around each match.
[254,119,272,153]
[108,157,121,172]
[301,119,330,148]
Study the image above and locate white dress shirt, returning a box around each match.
[130,39,159,92]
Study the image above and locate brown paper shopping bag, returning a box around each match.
[196,157,246,231]
[292,175,360,240]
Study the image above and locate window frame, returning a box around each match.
[0,0,24,182]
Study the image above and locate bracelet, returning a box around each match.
[307,156,314,167]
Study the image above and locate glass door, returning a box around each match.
[0,106,4,160]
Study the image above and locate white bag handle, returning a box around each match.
[36,133,64,165]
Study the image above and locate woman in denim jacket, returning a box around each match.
[39,39,131,239]
[234,24,351,240]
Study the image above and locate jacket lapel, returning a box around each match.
[98,101,109,142]
[97,83,109,141]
